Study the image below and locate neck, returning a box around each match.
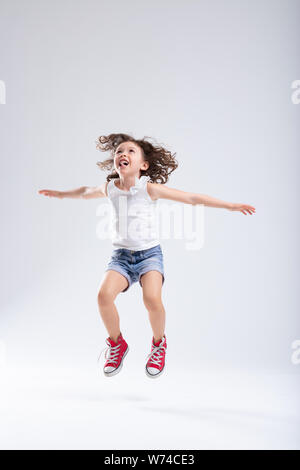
[118,174,140,191]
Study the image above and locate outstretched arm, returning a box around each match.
[38,181,108,199]
[147,183,256,215]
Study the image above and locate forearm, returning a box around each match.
[59,186,87,199]
[190,193,233,210]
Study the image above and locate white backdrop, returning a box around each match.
[0,0,299,450]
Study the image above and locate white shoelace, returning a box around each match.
[97,339,121,365]
[146,344,166,366]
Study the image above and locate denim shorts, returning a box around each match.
[105,244,165,293]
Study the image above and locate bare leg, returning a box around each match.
[97,270,129,343]
[140,270,165,343]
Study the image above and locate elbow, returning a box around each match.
[80,186,88,199]
[189,194,199,205]
[189,194,204,206]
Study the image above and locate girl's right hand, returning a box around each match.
[38,189,63,199]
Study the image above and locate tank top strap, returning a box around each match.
[135,175,150,194]
[106,178,118,199]
[139,175,151,189]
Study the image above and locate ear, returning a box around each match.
[141,161,150,171]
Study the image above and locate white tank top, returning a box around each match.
[106,175,160,251]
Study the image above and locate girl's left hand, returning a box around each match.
[229,203,256,215]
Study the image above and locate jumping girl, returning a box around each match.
[38,133,256,379]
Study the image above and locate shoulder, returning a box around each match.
[98,180,110,197]
[146,182,167,201]
[147,182,192,204]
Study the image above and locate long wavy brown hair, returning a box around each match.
[95,133,178,184]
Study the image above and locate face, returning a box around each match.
[114,141,149,177]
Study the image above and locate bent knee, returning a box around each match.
[97,288,115,305]
[143,294,163,311]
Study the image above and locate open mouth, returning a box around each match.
[119,159,129,168]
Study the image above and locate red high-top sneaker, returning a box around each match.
[145,334,167,378]
[98,332,129,377]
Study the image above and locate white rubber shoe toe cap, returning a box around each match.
[146,367,160,375]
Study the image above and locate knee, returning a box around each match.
[143,294,163,312]
[97,288,115,306]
